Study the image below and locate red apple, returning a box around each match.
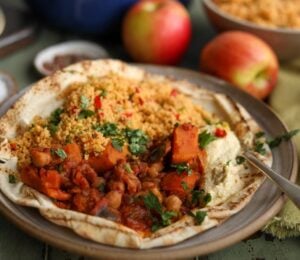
[122,0,191,65]
[200,31,279,99]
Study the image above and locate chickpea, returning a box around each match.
[30,148,52,167]
[150,187,163,203]
[142,181,156,190]
[108,181,125,193]
[147,162,163,178]
[165,195,182,212]
[105,191,122,209]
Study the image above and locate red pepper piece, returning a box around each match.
[94,95,102,110]
[215,128,227,138]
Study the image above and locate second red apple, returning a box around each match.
[200,31,279,99]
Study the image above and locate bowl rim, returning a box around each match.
[203,0,300,34]
[34,40,110,76]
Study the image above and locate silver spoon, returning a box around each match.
[243,151,300,209]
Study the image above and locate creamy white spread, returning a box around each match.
[203,126,244,206]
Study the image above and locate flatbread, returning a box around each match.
[0,59,272,248]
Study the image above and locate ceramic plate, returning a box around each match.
[0,65,298,259]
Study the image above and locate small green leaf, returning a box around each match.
[161,211,177,226]
[80,95,89,109]
[124,163,133,173]
[254,142,266,155]
[78,109,95,119]
[8,174,16,184]
[54,148,67,160]
[143,191,162,214]
[181,181,189,191]
[236,156,245,165]
[255,131,265,138]
[268,129,300,149]
[111,138,124,152]
[47,108,63,135]
[198,130,217,149]
[93,123,119,137]
[189,210,207,225]
[171,163,192,175]
[191,189,211,207]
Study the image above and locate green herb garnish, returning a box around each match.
[80,95,89,109]
[267,129,300,149]
[188,211,207,225]
[191,190,211,207]
[255,131,265,138]
[198,130,217,149]
[124,163,133,173]
[53,148,67,160]
[125,128,149,155]
[171,162,192,175]
[236,156,245,165]
[78,109,95,119]
[254,142,266,155]
[94,123,119,137]
[8,174,16,184]
[111,138,125,152]
[48,108,63,135]
[143,192,177,231]
[181,181,189,191]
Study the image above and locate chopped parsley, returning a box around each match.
[48,108,63,135]
[191,189,211,207]
[125,128,149,155]
[254,141,267,155]
[143,192,177,231]
[8,174,16,184]
[181,181,189,191]
[94,124,149,155]
[255,131,265,138]
[124,163,133,173]
[78,109,95,119]
[198,130,217,149]
[236,156,245,165]
[111,138,125,152]
[171,162,192,175]
[80,95,89,109]
[52,148,67,160]
[94,123,119,137]
[188,210,207,225]
[267,129,300,149]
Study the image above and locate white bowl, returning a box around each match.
[34,40,110,76]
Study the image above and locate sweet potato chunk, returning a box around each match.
[171,123,199,164]
[21,167,70,201]
[88,143,128,173]
[161,171,199,198]
[63,143,82,166]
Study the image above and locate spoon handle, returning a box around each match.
[244,151,300,209]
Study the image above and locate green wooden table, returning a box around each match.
[0,1,299,259]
